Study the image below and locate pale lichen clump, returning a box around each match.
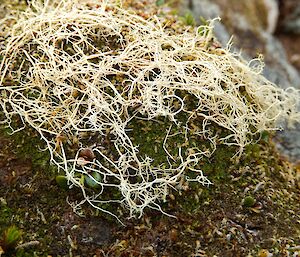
[0,0,299,221]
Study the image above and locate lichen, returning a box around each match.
[0,2,299,256]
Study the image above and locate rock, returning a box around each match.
[262,32,300,89]
[278,0,300,34]
[275,123,300,163]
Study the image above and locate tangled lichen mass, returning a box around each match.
[0,0,299,221]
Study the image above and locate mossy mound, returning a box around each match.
[0,0,299,256]
[1,0,299,221]
[0,123,299,256]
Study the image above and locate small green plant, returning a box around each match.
[55,175,69,189]
[181,12,196,26]
[0,226,22,252]
[260,131,270,142]
[199,16,209,26]
[242,196,256,207]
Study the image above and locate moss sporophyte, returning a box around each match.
[0,0,299,222]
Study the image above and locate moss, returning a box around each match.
[0,123,54,173]
[0,78,299,257]
[0,205,13,234]
[242,195,256,207]
[0,166,74,256]
[206,145,237,180]
[128,118,170,166]
[0,226,22,252]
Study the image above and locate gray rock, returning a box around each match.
[262,32,300,89]
[275,123,300,163]
[189,0,221,19]
[282,4,300,34]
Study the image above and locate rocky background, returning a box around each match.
[179,0,300,163]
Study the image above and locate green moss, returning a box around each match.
[181,12,196,26]
[0,124,54,173]
[205,145,237,181]
[128,118,170,166]
[155,0,165,7]
[0,204,13,234]
[242,195,256,207]
[244,143,261,159]
[0,225,22,251]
